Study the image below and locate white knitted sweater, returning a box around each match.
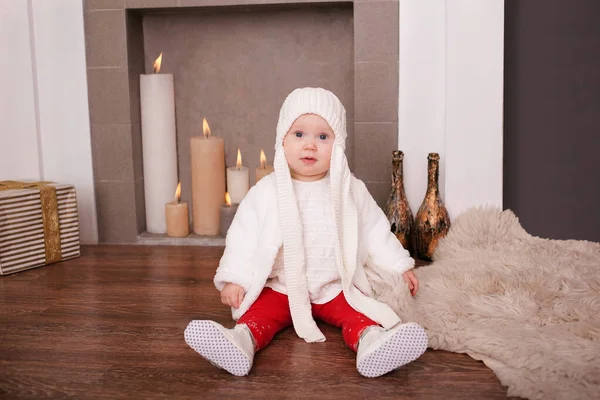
[266,175,343,304]
[214,173,415,339]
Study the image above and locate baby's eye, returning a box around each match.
[319,134,328,140]
[295,131,304,138]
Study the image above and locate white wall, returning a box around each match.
[0,0,98,244]
[0,0,41,180]
[399,0,504,219]
[444,0,504,218]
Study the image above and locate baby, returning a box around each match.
[185,87,427,377]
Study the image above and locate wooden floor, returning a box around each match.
[0,245,518,399]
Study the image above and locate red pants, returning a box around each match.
[237,287,378,352]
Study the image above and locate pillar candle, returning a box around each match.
[166,183,190,238]
[219,192,239,237]
[227,149,249,204]
[255,149,274,183]
[190,119,225,235]
[140,53,178,234]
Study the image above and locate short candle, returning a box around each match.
[255,149,274,183]
[226,149,249,204]
[220,192,239,237]
[165,182,190,238]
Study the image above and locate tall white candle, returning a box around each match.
[140,53,178,234]
[226,148,249,204]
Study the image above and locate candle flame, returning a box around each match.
[225,192,232,207]
[174,182,181,203]
[203,118,211,138]
[236,149,242,168]
[260,149,267,169]
[153,52,163,73]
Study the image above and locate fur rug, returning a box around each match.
[368,207,600,400]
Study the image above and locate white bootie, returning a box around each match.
[184,320,255,376]
[356,322,428,378]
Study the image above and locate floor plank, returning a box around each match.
[0,245,518,399]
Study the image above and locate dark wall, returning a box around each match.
[503,0,600,242]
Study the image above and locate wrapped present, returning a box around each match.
[0,181,80,275]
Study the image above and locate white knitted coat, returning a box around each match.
[214,173,415,339]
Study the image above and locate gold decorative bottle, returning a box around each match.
[415,153,450,260]
[384,150,414,253]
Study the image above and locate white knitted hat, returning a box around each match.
[275,87,347,153]
[274,88,358,343]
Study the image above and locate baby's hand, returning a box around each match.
[221,283,245,309]
[402,270,419,296]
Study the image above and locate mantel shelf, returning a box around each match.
[137,232,225,246]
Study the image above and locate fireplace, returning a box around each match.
[84,0,399,244]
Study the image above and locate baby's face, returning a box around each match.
[282,114,335,182]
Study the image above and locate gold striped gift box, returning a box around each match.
[0,181,80,275]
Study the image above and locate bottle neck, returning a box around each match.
[391,159,404,190]
[426,159,439,194]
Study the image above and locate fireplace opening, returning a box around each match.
[135,4,354,243]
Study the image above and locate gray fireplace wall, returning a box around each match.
[84,0,399,243]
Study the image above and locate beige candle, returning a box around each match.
[190,118,225,235]
[219,192,239,237]
[166,182,190,238]
[226,149,249,204]
[255,149,274,183]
